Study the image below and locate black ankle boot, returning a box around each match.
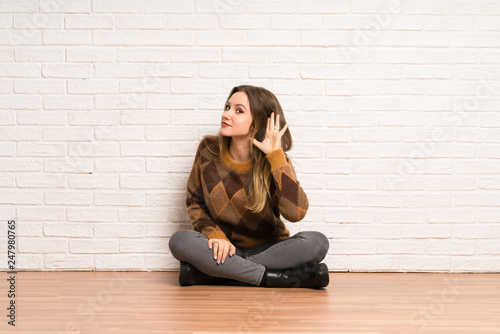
[178,261,239,286]
[263,262,329,289]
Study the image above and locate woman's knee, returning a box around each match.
[169,229,203,259]
[298,231,329,261]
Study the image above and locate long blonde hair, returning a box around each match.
[206,85,292,213]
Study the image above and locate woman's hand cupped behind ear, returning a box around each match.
[252,112,288,155]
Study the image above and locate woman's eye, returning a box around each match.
[236,109,243,114]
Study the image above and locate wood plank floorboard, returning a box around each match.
[1,271,499,333]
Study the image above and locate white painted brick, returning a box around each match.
[94,191,144,206]
[307,191,349,207]
[377,175,426,191]
[273,80,323,96]
[121,142,170,157]
[96,254,145,269]
[65,14,113,29]
[70,239,119,253]
[95,94,145,110]
[0,175,14,187]
[0,95,41,109]
[145,0,195,13]
[170,47,221,62]
[44,255,93,270]
[200,64,249,79]
[424,16,474,31]
[0,64,40,77]
[121,79,170,94]
[19,238,67,253]
[93,0,144,13]
[68,174,118,189]
[350,255,399,271]
[120,208,169,222]
[401,256,451,271]
[0,143,14,156]
[45,191,92,205]
[67,79,117,94]
[351,193,401,208]
[95,158,144,172]
[146,191,185,207]
[220,15,269,29]
[94,223,145,238]
[168,14,218,29]
[247,0,295,13]
[42,30,90,45]
[169,141,198,157]
[353,65,400,79]
[69,142,120,157]
[39,0,89,13]
[17,222,42,237]
[15,46,64,61]
[298,0,348,14]
[0,30,41,45]
[16,172,65,188]
[272,15,321,30]
[325,175,376,190]
[67,208,118,222]
[14,79,65,94]
[375,210,427,224]
[119,175,168,189]
[478,177,500,190]
[223,48,272,63]
[116,15,166,29]
[13,14,62,29]
[149,254,178,270]
[352,224,401,239]
[146,126,198,140]
[17,207,65,221]
[171,110,220,125]
[300,159,350,174]
[326,144,376,158]
[425,177,475,191]
[13,111,67,124]
[0,79,11,94]
[377,240,425,254]
[0,159,42,172]
[44,95,93,110]
[455,160,500,174]
[477,241,500,255]
[298,127,349,143]
[120,238,168,253]
[353,128,401,142]
[329,240,375,255]
[402,224,451,238]
[427,240,475,255]
[44,158,93,173]
[0,15,10,28]
[451,256,500,272]
[117,48,168,62]
[17,143,66,157]
[42,63,91,78]
[0,190,43,204]
[247,31,299,46]
[43,127,93,141]
[45,223,92,237]
[300,31,349,47]
[66,47,116,62]
[17,254,43,270]
[402,194,452,208]
[326,81,377,96]
[145,64,195,78]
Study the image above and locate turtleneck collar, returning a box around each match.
[220,145,253,173]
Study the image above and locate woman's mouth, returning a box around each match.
[221,122,230,127]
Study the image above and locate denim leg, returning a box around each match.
[168,230,266,286]
[246,231,329,269]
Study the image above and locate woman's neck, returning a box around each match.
[228,137,251,162]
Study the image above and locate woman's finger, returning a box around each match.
[270,112,274,132]
[275,114,280,131]
[279,122,288,136]
[212,242,219,260]
[218,243,227,264]
[220,243,230,264]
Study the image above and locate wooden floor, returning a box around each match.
[1,271,499,333]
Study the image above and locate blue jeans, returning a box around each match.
[168,230,329,286]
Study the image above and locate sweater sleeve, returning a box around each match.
[186,141,230,242]
[266,148,309,222]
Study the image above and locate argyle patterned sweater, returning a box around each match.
[186,138,309,249]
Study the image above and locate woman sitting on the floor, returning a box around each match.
[169,85,329,288]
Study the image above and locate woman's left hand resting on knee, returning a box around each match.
[208,239,235,265]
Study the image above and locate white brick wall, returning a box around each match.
[1,0,499,273]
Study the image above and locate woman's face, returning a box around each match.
[220,91,253,139]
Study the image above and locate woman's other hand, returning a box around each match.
[208,238,235,264]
